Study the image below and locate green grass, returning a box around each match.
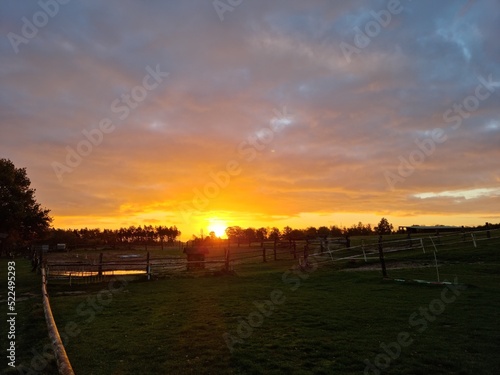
[3,240,500,374]
[0,259,59,374]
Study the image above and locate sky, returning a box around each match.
[1,0,499,239]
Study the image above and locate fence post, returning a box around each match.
[262,246,266,263]
[420,238,425,253]
[146,251,151,280]
[361,240,367,262]
[226,247,231,272]
[98,253,103,277]
[471,233,477,248]
[435,229,441,244]
[429,236,440,282]
[378,235,388,278]
[486,222,491,239]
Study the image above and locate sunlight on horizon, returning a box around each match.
[207,218,228,238]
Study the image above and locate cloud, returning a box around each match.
[0,0,499,236]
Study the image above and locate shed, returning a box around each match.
[183,246,209,270]
[400,225,462,234]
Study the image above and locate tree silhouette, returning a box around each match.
[375,217,394,235]
[0,158,52,255]
[256,227,268,245]
[317,226,330,239]
[268,227,281,241]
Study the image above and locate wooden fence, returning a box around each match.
[41,268,75,375]
[43,239,348,283]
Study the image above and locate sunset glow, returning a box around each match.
[207,219,228,238]
[1,1,499,240]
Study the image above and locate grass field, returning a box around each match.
[2,237,500,374]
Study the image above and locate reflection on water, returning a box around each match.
[50,269,147,277]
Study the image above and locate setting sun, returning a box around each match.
[207,219,227,238]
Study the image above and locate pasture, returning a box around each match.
[2,233,500,374]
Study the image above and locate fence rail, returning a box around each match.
[41,268,75,375]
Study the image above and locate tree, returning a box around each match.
[166,226,181,243]
[375,217,394,235]
[329,225,343,237]
[317,226,330,239]
[305,226,318,239]
[282,226,293,241]
[244,227,256,246]
[225,226,243,246]
[290,229,304,240]
[0,159,52,255]
[268,227,281,241]
[256,227,268,245]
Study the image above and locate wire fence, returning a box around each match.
[307,228,500,280]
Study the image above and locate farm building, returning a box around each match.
[399,225,462,234]
[183,246,209,270]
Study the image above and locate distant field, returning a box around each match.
[2,236,500,374]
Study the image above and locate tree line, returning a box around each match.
[213,218,395,246]
[45,225,181,248]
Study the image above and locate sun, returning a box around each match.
[207,219,227,238]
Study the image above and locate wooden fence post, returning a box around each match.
[471,233,477,248]
[345,235,351,249]
[224,247,231,272]
[378,236,388,278]
[98,253,103,277]
[146,251,150,280]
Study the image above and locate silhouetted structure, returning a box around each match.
[183,246,209,270]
